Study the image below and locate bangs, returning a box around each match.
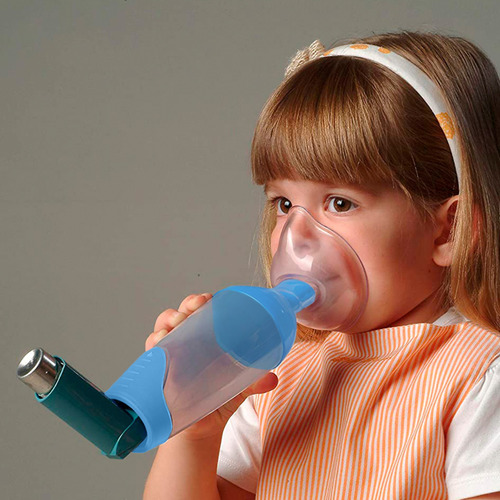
[251,56,429,190]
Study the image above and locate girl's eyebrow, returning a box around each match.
[264,184,282,198]
[264,185,276,196]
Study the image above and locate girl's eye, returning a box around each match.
[327,196,357,213]
[270,196,357,215]
[275,197,292,215]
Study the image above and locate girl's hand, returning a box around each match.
[145,293,279,441]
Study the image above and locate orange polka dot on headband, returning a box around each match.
[435,112,455,139]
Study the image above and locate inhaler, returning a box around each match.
[17,206,368,458]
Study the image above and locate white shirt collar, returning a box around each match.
[433,307,468,326]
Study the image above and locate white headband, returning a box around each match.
[321,44,461,188]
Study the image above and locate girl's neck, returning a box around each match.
[387,288,449,328]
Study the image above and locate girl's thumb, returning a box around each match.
[218,372,279,422]
[243,372,279,398]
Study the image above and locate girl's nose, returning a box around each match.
[284,206,321,257]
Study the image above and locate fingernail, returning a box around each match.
[156,329,167,338]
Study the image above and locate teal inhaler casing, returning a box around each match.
[25,351,148,459]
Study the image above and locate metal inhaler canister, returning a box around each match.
[17,348,60,395]
[17,348,147,459]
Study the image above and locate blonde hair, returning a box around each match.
[251,31,500,338]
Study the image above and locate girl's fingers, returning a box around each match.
[153,308,187,334]
[148,293,212,350]
[178,293,212,316]
[145,330,164,351]
[146,312,185,349]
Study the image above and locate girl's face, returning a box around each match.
[265,178,447,333]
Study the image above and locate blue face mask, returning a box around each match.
[270,206,368,331]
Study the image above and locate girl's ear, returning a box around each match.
[432,195,459,267]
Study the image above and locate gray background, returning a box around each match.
[2,1,498,498]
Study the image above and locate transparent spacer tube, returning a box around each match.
[154,296,276,436]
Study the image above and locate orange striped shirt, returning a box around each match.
[253,321,500,499]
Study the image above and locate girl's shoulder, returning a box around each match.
[445,353,500,499]
[440,308,500,353]
[435,306,499,339]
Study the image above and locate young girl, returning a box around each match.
[143,31,500,499]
